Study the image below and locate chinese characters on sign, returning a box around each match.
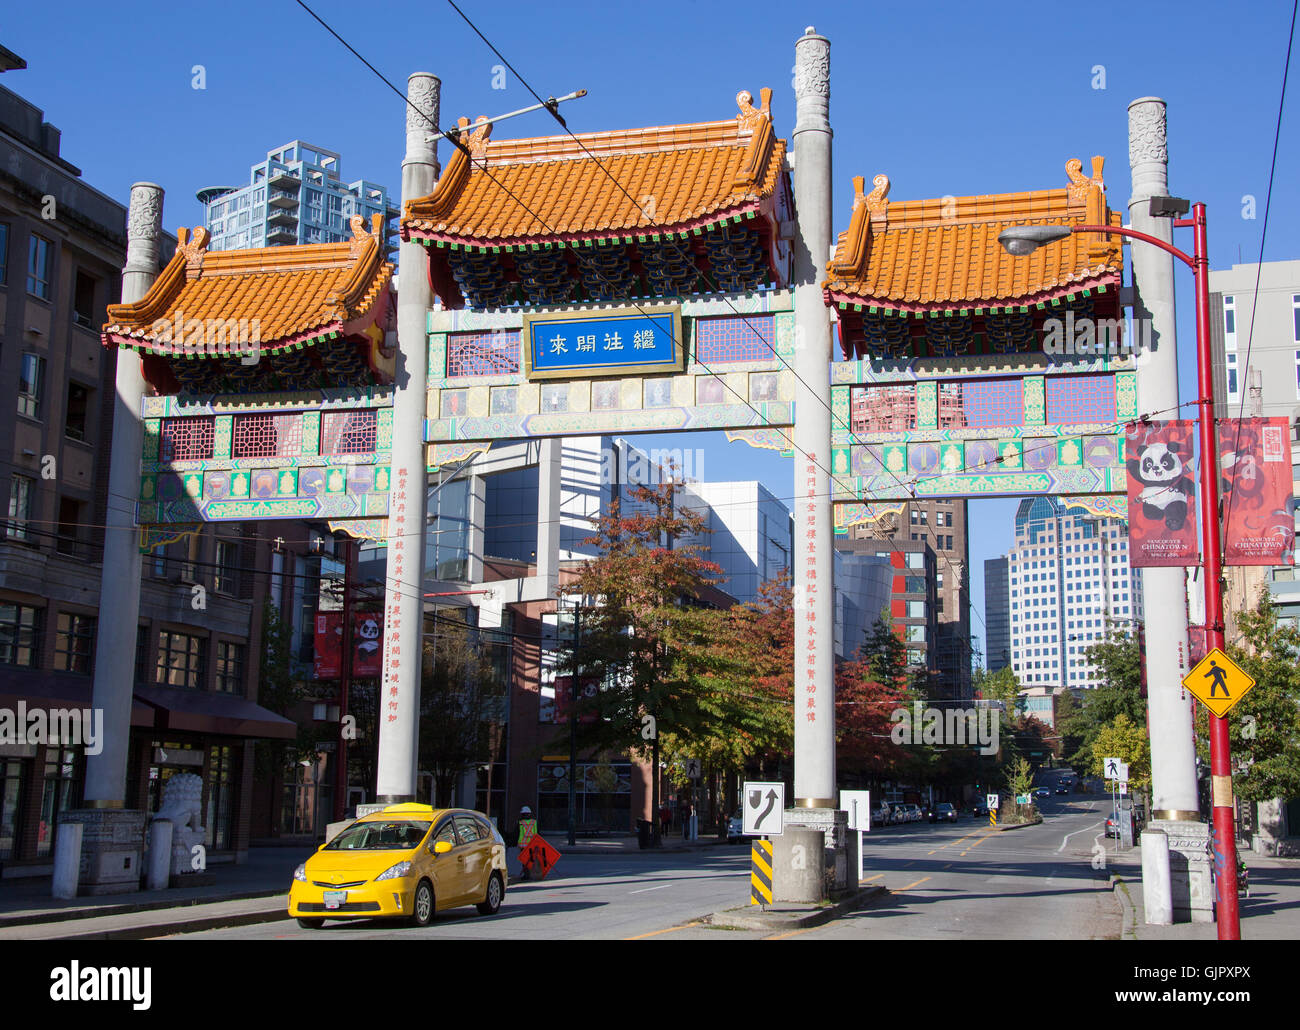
[803,452,818,725]
[380,465,410,724]
[1218,417,1295,566]
[523,305,684,379]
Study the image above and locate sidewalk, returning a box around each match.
[1110,847,1300,940]
[0,834,729,940]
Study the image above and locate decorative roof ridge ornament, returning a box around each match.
[736,87,772,133]
[177,225,210,280]
[465,114,493,161]
[865,173,890,229]
[1066,156,1105,211]
[348,212,384,259]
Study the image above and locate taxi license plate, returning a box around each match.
[322,890,347,909]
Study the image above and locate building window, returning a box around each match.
[1223,295,1236,339]
[7,475,33,541]
[0,222,7,285]
[160,417,216,461]
[215,641,244,694]
[36,747,81,858]
[65,382,90,441]
[156,631,207,689]
[56,497,83,556]
[54,613,96,674]
[27,234,53,299]
[73,271,97,328]
[0,603,42,667]
[214,540,238,595]
[135,624,149,685]
[322,410,378,455]
[18,353,43,419]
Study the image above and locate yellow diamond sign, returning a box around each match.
[1182,648,1256,718]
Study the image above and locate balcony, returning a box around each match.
[266,206,298,227]
[266,224,298,243]
[268,188,299,209]
[268,169,300,189]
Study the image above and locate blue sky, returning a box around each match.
[5,0,1295,661]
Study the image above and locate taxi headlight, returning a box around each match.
[375,861,412,881]
[293,863,307,882]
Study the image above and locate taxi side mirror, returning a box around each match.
[432,840,453,855]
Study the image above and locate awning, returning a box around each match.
[0,677,154,728]
[133,685,298,740]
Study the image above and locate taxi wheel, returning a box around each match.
[410,879,435,927]
[477,872,504,916]
[296,917,324,930]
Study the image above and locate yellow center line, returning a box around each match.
[960,831,996,856]
[928,829,980,855]
[894,875,932,892]
[625,920,701,940]
[859,873,884,884]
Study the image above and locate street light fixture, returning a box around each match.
[999,199,1241,940]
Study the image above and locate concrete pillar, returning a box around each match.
[1127,98,1200,819]
[1141,829,1173,925]
[376,73,440,802]
[536,438,561,595]
[1128,97,1211,924]
[772,828,825,902]
[147,819,173,890]
[51,821,83,899]
[83,182,163,805]
[790,26,836,809]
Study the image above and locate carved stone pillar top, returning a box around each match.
[125,182,164,277]
[793,26,830,130]
[1128,97,1169,204]
[405,72,441,176]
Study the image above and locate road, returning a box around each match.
[164,782,1123,940]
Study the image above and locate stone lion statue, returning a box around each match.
[152,773,205,876]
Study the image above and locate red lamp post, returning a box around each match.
[1001,202,1239,940]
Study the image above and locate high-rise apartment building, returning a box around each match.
[984,555,1010,671]
[1003,497,1142,689]
[197,141,398,259]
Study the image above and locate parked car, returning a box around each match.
[727,810,744,843]
[288,804,507,929]
[971,800,988,817]
[1105,809,1138,839]
[896,803,922,823]
[931,803,958,823]
[870,801,893,827]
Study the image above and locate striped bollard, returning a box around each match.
[750,838,773,906]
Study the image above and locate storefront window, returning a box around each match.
[36,747,80,858]
[206,745,233,851]
[536,761,631,834]
[0,758,25,860]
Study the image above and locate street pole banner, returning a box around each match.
[314,612,343,678]
[352,612,384,677]
[1218,417,1295,566]
[1124,420,1198,567]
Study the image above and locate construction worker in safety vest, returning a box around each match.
[514,806,539,880]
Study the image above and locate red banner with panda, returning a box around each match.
[314,612,343,679]
[1125,421,1198,567]
[1219,417,1295,566]
[352,612,384,677]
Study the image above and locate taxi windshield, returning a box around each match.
[323,820,431,851]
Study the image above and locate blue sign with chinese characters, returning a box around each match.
[522,304,683,379]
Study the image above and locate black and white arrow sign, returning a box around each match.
[743,781,784,836]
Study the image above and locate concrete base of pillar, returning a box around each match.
[784,808,849,892]
[772,828,826,902]
[1148,818,1213,923]
[51,821,83,899]
[147,820,173,891]
[1140,828,1173,925]
[56,809,146,895]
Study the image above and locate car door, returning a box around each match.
[454,814,490,901]
[427,817,463,908]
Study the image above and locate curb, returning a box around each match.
[1,898,290,941]
[0,888,287,930]
[702,885,886,931]
[993,818,1045,832]
[1110,874,1139,940]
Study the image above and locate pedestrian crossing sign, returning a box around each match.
[1182,647,1256,718]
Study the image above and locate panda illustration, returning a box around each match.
[355,616,381,660]
[1129,440,1193,531]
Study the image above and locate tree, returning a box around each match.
[254,600,316,777]
[835,654,910,780]
[1092,713,1151,792]
[1223,592,1300,802]
[973,664,1020,724]
[559,479,725,843]
[418,609,506,808]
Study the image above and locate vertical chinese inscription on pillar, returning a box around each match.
[381,465,410,724]
[804,451,818,724]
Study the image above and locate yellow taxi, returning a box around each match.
[288,804,507,929]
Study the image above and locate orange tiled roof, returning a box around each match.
[403,89,786,245]
[823,158,1123,311]
[103,214,394,356]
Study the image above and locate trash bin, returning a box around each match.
[636,819,651,850]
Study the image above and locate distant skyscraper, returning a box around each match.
[984,556,1010,671]
[196,141,398,258]
[1007,497,1143,689]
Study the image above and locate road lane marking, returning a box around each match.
[629,883,673,894]
[895,876,932,892]
[927,828,980,855]
[624,920,700,939]
[860,873,884,884]
[959,832,996,856]
[1057,820,1105,852]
